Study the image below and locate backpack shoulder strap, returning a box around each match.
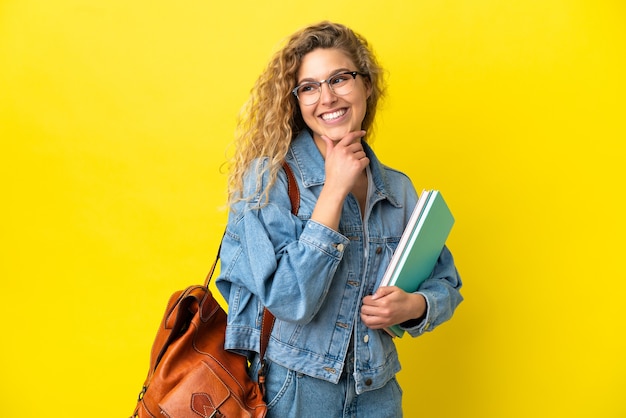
[282,161,300,215]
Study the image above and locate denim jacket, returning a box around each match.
[216,130,463,395]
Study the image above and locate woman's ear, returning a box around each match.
[363,76,374,99]
[365,77,373,99]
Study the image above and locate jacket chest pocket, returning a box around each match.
[368,238,400,289]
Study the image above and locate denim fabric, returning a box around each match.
[216,130,463,395]
[248,353,403,418]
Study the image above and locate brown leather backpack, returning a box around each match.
[131,163,299,418]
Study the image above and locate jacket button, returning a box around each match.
[335,243,345,252]
[365,378,373,386]
[375,247,382,254]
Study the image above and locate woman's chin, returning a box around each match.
[320,126,351,142]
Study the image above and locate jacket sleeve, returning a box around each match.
[401,245,463,337]
[216,160,350,324]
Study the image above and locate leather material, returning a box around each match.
[131,162,299,418]
[132,286,266,418]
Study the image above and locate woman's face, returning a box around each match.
[296,48,371,144]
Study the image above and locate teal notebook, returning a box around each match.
[378,190,455,337]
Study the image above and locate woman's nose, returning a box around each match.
[319,82,337,105]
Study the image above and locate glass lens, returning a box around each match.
[329,72,355,96]
[296,83,320,105]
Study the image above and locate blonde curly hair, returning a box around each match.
[227,21,386,206]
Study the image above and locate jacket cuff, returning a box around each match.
[301,219,350,258]
[401,292,431,335]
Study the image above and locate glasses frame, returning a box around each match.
[292,71,368,105]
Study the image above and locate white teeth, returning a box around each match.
[321,109,346,121]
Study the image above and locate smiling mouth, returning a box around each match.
[320,108,347,122]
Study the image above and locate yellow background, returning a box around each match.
[1,1,624,417]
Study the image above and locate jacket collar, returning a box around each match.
[288,130,402,208]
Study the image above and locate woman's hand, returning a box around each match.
[360,287,427,330]
[320,130,369,197]
[310,130,368,231]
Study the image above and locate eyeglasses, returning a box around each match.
[292,71,367,106]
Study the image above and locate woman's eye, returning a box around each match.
[331,75,348,85]
[299,84,317,93]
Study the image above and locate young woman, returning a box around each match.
[216,21,463,417]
